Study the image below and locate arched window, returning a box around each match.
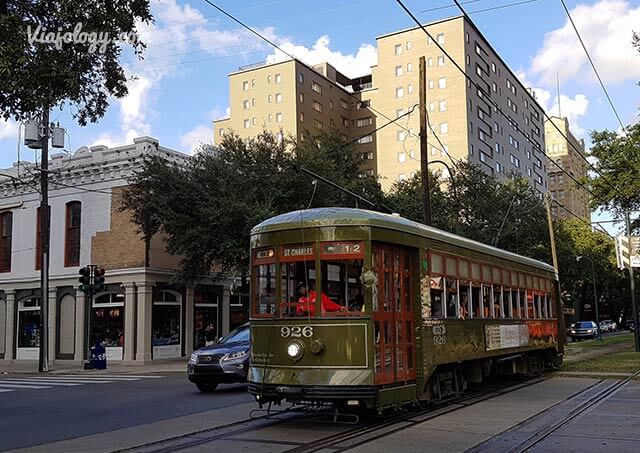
[65,201,81,266]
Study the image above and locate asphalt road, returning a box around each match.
[0,372,252,451]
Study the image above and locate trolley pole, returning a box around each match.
[419,56,431,226]
[39,109,50,373]
[626,211,640,352]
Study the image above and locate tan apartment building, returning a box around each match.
[214,16,547,193]
[544,116,590,221]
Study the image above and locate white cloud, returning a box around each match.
[531,0,640,86]
[547,94,590,136]
[266,35,377,78]
[180,124,213,154]
[0,119,19,140]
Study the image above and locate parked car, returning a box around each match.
[599,321,610,333]
[600,320,616,332]
[569,321,598,341]
[625,320,636,332]
[187,323,250,392]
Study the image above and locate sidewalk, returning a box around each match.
[0,358,187,375]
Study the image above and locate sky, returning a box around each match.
[1,0,639,231]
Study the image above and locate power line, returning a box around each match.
[550,197,614,239]
[558,0,628,137]
[394,0,599,203]
[470,0,543,15]
[449,0,626,202]
[199,0,417,139]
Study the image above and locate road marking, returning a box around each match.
[55,374,165,379]
[0,380,83,386]
[15,378,118,384]
[0,389,14,393]
[0,383,52,389]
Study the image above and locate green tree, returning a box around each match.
[122,130,386,283]
[0,0,152,124]
[587,123,640,224]
[384,170,446,226]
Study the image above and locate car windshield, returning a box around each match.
[575,322,593,328]
[218,326,249,344]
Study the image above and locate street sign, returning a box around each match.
[615,235,640,269]
[562,307,575,315]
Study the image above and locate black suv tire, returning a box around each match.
[196,382,219,393]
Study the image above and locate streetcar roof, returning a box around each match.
[251,207,556,275]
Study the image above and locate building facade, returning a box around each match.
[214,16,547,193]
[0,137,246,366]
[544,116,590,221]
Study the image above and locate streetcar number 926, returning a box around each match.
[281,326,314,338]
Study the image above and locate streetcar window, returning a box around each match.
[446,257,457,276]
[482,285,492,318]
[319,258,364,315]
[445,277,457,318]
[511,272,518,287]
[459,260,469,278]
[471,284,481,318]
[503,287,511,318]
[493,285,503,318]
[510,289,518,318]
[482,265,492,282]
[460,281,470,319]
[253,263,276,316]
[429,276,444,318]
[547,292,553,318]
[431,253,443,274]
[519,289,526,318]
[280,260,316,317]
[527,290,535,318]
[471,262,481,281]
[534,293,542,318]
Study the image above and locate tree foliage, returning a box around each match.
[587,123,640,223]
[0,0,152,124]
[122,129,386,283]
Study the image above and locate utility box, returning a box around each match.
[51,126,65,148]
[24,120,42,149]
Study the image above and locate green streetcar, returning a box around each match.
[248,208,563,412]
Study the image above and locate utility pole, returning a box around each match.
[545,193,565,343]
[626,211,640,352]
[39,109,50,373]
[419,56,431,226]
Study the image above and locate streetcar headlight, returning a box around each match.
[287,341,304,361]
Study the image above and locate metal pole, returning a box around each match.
[39,109,50,373]
[626,211,640,352]
[590,258,601,341]
[419,56,431,226]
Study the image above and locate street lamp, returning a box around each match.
[576,255,601,340]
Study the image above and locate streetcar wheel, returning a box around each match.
[196,382,218,393]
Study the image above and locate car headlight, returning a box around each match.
[222,350,248,361]
[586,329,593,333]
[570,330,576,333]
[287,341,304,361]
[188,353,198,365]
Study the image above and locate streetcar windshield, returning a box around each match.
[251,242,367,318]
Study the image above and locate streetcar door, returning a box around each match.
[372,244,416,385]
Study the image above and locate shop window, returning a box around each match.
[92,292,125,356]
[153,290,182,358]
[64,201,81,267]
[18,298,41,352]
[0,211,12,272]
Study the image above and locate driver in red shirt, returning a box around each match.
[296,285,346,316]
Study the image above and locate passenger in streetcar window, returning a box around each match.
[296,284,346,316]
[460,293,469,319]
[349,288,365,311]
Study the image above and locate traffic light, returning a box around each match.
[79,266,91,293]
[94,268,106,292]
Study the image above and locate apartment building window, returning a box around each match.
[0,211,12,272]
[219,128,224,137]
[312,100,322,112]
[394,44,402,55]
[526,149,531,159]
[478,107,486,120]
[535,157,542,168]
[427,57,433,67]
[437,56,445,66]
[252,117,257,125]
[342,116,349,127]
[329,100,333,109]
[476,65,483,77]
[314,119,323,130]
[407,84,414,94]
[267,94,273,103]
[357,117,372,127]
[495,142,501,154]
[242,81,249,91]
[298,72,304,83]
[439,122,448,134]
[431,146,437,156]
[466,54,470,65]
[527,167,532,176]
[428,80,434,89]
[397,151,406,163]
[276,112,282,122]
[396,108,404,117]
[299,92,304,103]
[243,119,250,129]
[429,102,435,112]
[275,74,281,83]
[395,65,403,77]
[496,162,502,173]
[509,135,519,150]
[407,62,413,72]
[510,154,520,167]
[525,116,530,125]
[267,75,272,84]
[438,77,446,89]
[299,112,304,122]
[251,98,256,107]
[492,82,497,92]
[437,33,445,44]
[251,79,256,87]
[243,100,250,110]
[397,130,406,142]
[312,81,322,93]
[405,40,412,50]
[357,134,373,144]
[341,98,348,109]
[439,100,447,112]
[275,93,282,103]
[64,201,81,267]
[479,151,490,163]
[494,122,499,133]
[475,43,487,58]
[533,125,540,136]
[395,87,404,98]
[491,62,496,73]
[268,114,273,123]
[465,32,469,43]
[398,174,406,181]
[478,128,488,143]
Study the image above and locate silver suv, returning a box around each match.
[569,321,598,341]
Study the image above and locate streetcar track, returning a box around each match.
[119,376,550,453]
